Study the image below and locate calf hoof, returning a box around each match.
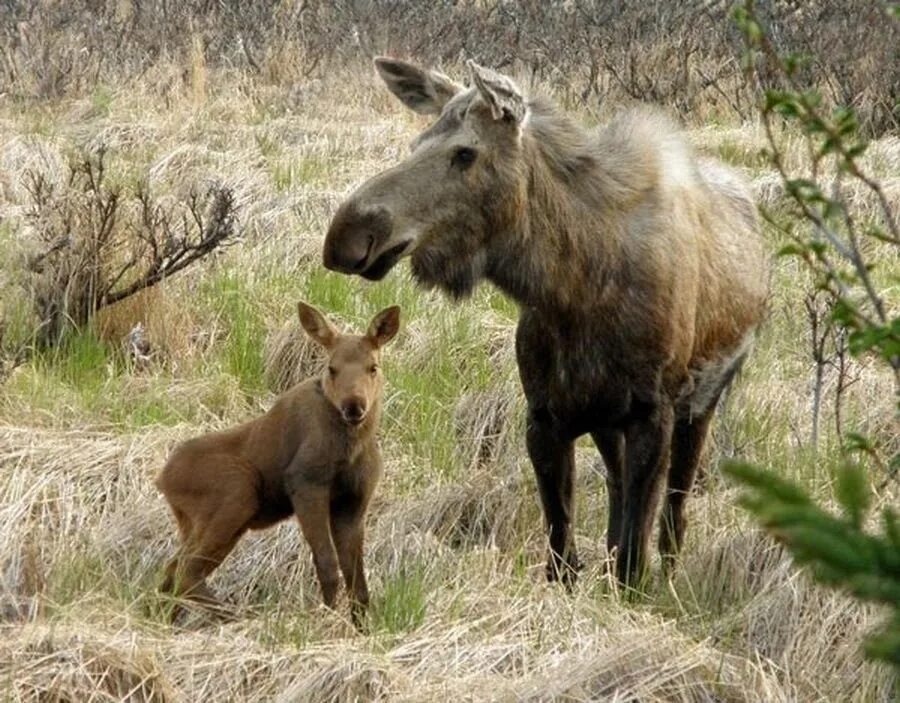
[350,602,369,633]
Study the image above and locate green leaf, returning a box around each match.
[884,509,900,549]
[822,199,844,221]
[786,524,872,573]
[723,461,812,506]
[786,178,823,202]
[833,106,859,136]
[777,242,808,258]
[848,323,900,360]
[834,462,871,528]
[846,141,868,159]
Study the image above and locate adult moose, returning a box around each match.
[323,58,768,587]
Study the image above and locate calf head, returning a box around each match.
[298,302,401,426]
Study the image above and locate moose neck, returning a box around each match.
[486,102,641,322]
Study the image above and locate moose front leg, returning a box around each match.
[526,407,581,587]
[330,493,371,630]
[291,485,342,609]
[617,401,674,589]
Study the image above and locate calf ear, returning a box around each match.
[298,302,339,349]
[374,57,461,115]
[467,60,527,124]
[367,305,401,348]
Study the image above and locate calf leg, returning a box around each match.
[177,522,248,607]
[292,485,342,609]
[160,488,256,615]
[160,507,192,594]
[527,408,581,586]
[658,407,716,570]
[617,402,674,588]
[167,494,257,605]
[591,428,626,559]
[331,510,368,629]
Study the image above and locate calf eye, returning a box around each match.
[328,366,337,377]
[368,364,379,376]
[452,147,477,170]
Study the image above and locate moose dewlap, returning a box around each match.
[156,302,401,626]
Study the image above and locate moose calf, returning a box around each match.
[156,302,401,626]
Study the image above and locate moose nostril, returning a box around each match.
[324,205,392,273]
[342,400,366,423]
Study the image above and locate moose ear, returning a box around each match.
[367,305,401,348]
[298,302,339,349]
[467,60,527,124]
[374,57,462,115]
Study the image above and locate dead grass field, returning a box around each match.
[0,59,898,702]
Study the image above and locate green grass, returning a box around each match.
[90,84,114,118]
[200,270,268,392]
[371,560,429,634]
[271,155,332,191]
[715,138,771,171]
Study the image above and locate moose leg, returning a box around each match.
[527,408,581,586]
[292,486,342,609]
[618,402,674,588]
[658,407,716,570]
[330,505,369,629]
[160,507,193,595]
[161,499,253,609]
[591,428,626,558]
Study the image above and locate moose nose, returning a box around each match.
[341,398,367,425]
[323,204,393,273]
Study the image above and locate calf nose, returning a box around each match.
[323,204,393,273]
[341,398,367,425]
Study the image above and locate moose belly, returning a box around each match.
[675,334,755,420]
[248,479,294,530]
[538,360,639,434]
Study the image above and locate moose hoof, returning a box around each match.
[546,553,583,589]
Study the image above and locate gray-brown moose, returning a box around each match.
[323,58,768,588]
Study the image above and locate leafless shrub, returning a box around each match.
[1,1,896,135]
[0,319,25,383]
[23,147,239,347]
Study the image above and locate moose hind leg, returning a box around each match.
[591,428,626,560]
[659,403,719,570]
[618,402,674,588]
[176,508,253,608]
[527,408,581,586]
[160,507,194,594]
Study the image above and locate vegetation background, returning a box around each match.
[0,1,897,700]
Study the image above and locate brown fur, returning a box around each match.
[323,59,769,587]
[156,302,401,626]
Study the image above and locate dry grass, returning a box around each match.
[263,320,327,394]
[0,58,898,702]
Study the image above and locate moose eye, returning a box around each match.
[452,147,477,170]
[368,364,379,376]
[328,366,337,377]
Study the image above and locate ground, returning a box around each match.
[0,62,898,701]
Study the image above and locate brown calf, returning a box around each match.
[323,59,769,588]
[156,302,401,625]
